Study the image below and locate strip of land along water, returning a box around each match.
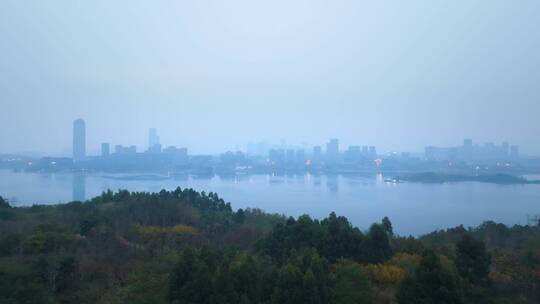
[393,172,540,184]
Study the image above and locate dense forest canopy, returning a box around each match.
[0,189,539,303]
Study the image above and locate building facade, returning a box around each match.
[73,119,86,161]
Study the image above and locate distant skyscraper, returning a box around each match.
[148,128,160,149]
[286,149,295,163]
[279,138,287,149]
[326,138,339,163]
[501,142,509,157]
[462,138,473,160]
[115,145,137,154]
[296,149,305,164]
[510,145,520,159]
[101,143,110,157]
[149,143,162,154]
[313,146,322,163]
[345,146,361,163]
[73,119,86,160]
[269,149,285,164]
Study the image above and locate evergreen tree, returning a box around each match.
[382,216,393,237]
[233,208,245,224]
[211,265,238,304]
[455,234,492,303]
[271,264,304,304]
[362,224,392,264]
[456,234,491,286]
[0,196,10,209]
[397,250,464,304]
[330,259,374,304]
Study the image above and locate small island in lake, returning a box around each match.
[393,172,540,185]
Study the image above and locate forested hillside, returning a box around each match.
[0,190,539,303]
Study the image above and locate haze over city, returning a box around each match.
[1,0,540,155]
[3,1,540,303]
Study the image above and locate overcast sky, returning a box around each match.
[1,1,539,156]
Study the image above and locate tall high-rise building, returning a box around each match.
[326,138,339,163]
[462,138,473,160]
[510,145,520,159]
[501,142,509,158]
[313,146,322,163]
[148,128,160,149]
[115,145,137,154]
[286,149,295,164]
[345,146,361,163]
[149,143,162,154]
[269,149,285,164]
[362,145,369,156]
[73,119,86,160]
[296,149,305,164]
[101,143,110,157]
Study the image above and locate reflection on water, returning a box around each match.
[376,173,384,184]
[1,170,540,236]
[72,172,86,202]
[326,174,339,192]
[313,174,321,187]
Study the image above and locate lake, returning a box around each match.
[0,169,539,236]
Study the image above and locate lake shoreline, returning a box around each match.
[1,169,540,236]
[393,172,540,185]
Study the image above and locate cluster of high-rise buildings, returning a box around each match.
[72,119,188,162]
[71,118,521,171]
[266,138,378,167]
[71,119,382,172]
[2,118,531,174]
[425,139,520,162]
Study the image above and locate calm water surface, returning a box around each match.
[1,169,539,236]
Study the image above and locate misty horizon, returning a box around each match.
[1,1,540,155]
[1,2,540,302]
[2,119,533,159]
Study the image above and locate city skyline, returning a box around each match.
[2,117,527,182]
[1,116,536,157]
[1,2,540,302]
[62,118,523,160]
[1,1,540,156]
[1,117,529,159]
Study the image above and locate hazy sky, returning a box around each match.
[1,1,539,155]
